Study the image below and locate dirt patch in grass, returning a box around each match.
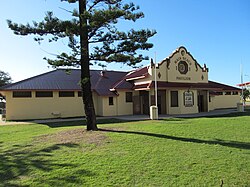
[33,127,123,145]
[33,129,107,145]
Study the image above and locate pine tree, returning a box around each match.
[7,0,156,130]
[0,70,12,88]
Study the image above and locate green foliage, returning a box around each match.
[7,0,156,130]
[242,88,250,102]
[0,116,250,186]
[7,0,156,68]
[0,70,12,87]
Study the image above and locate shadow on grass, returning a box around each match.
[40,110,250,128]
[40,118,130,128]
[0,143,95,186]
[190,109,250,119]
[100,129,250,150]
[207,109,250,118]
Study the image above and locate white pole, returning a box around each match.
[154,52,158,108]
[241,63,245,112]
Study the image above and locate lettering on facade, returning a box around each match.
[184,91,194,107]
[176,77,191,81]
[174,56,192,65]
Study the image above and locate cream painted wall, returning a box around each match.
[4,91,102,120]
[4,90,134,120]
[5,91,85,120]
[167,89,199,115]
[209,94,240,110]
[96,96,103,116]
[101,96,117,116]
[165,47,208,83]
[100,91,133,116]
[116,91,133,115]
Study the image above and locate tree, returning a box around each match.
[0,70,12,87]
[7,0,156,130]
[242,88,250,103]
[0,70,12,101]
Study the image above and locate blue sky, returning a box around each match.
[0,0,249,87]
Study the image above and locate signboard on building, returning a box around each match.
[184,91,193,107]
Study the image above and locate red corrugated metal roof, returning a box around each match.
[125,67,149,80]
[0,69,128,96]
[237,82,250,87]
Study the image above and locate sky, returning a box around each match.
[0,0,250,87]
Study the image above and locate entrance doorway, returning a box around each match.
[198,91,208,112]
[133,90,167,115]
[151,90,166,114]
[133,91,149,115]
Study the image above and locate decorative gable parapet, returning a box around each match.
[155,46,209,83]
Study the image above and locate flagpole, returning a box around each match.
[154,52,158,119]
[240,62,245,112]
[241,63,245,112]
[154,52,158,109]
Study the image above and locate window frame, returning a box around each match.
[125,92,133,103]
[35,91,53,98]
[59,91,75,97]
[78,91,82,97]
[109,97,114,105]
[170,91,179,107]
[13,91,32,98]
[232,91,239,95]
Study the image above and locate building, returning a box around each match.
[0,46,241,120]
[237,82,250,102]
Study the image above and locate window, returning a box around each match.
[109,97,114,105]
[59,91,75,97]
[126,92,133,102]
[217,92,223,95]
[36,91,53,97]
[171,91,178,107]
[225,92,231,95]
[13,91,32,98]
[232,91,239,95]
[78,91,82,97]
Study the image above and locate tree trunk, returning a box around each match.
[79,0,98,131]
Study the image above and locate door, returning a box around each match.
[158,90,166,114]
[142,91,149,115]
[151,90,166,114]
[133,91,150,115]
[133,95,141,114]
[198,95,204,112]
[198,91,208,112]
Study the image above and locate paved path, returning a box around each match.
[114,108,239,121]
[0,120,34,125]
[0,108,240,125]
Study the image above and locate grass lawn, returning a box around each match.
[0,114,250,186]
